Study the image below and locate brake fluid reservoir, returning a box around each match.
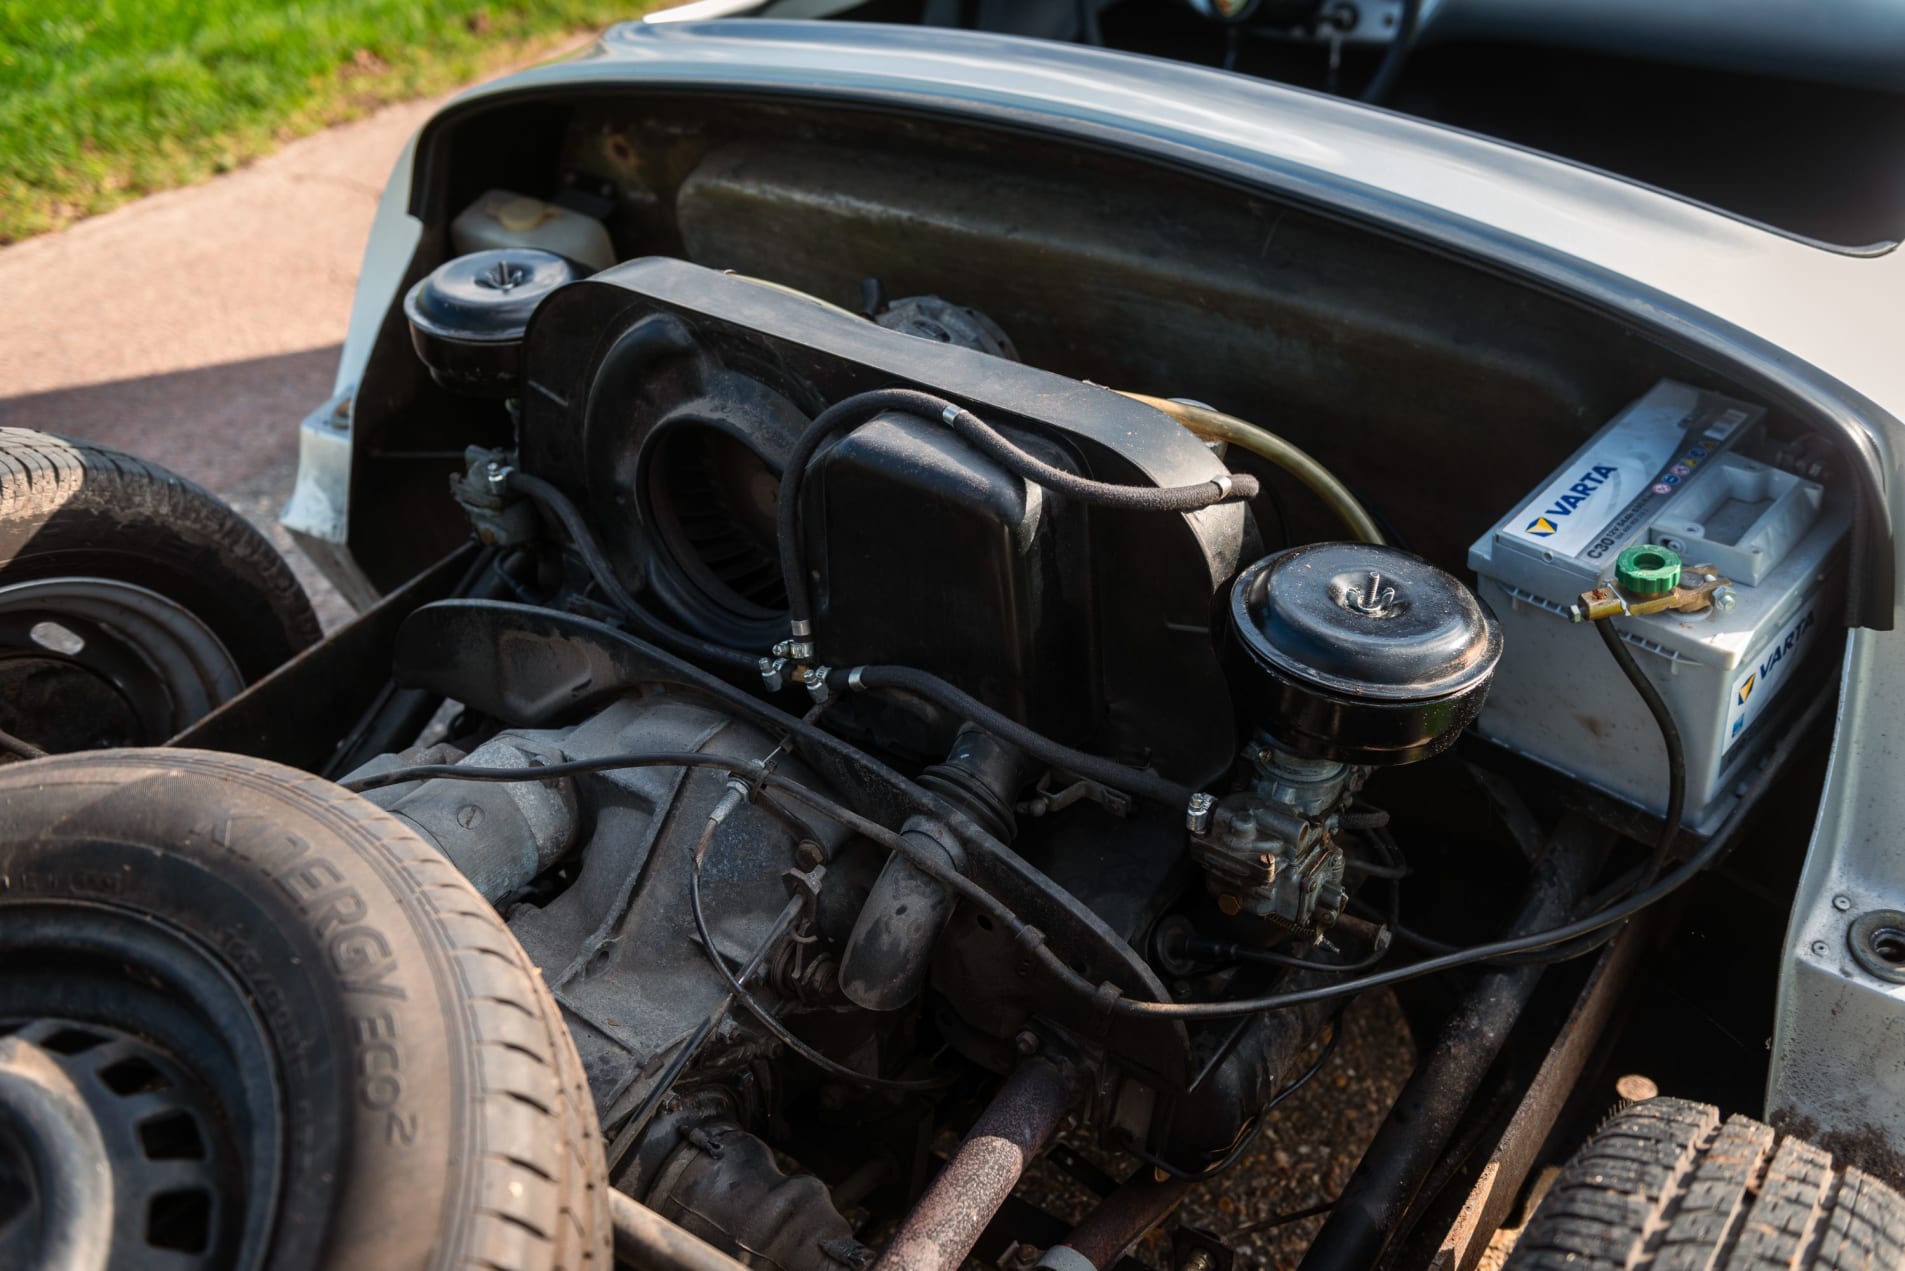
[1468,380,1847,835]
[451,189,615,273]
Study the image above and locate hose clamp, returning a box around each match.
[709,779,751,824]
[759,657,788,693]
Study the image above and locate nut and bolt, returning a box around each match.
[795,840,827,869]
[1341,571,1396,617]
[1179,1252,1216,1271]
[1014,1030,1040,1056]
[1712,586,1738,613]
[1186,792,1217,834]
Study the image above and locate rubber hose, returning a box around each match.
[1115,392,1384,544]
[776,387,1256,639]
[505,471,759,672]
[847,663,1196,809]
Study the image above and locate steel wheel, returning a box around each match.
[0,905,282,1271]
[0,576,245,750]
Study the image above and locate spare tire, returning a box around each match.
[0,429,320,753]
[0,749,609,1271]
[1503,1097,1905,1271]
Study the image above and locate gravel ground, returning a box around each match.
[1016,989,1417,1270]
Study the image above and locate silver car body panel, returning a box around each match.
[300,19,1905,1159]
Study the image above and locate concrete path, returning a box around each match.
[0,92,460,630]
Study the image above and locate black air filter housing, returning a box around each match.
[1228,543,1502,765]
[404,248,577,397]
[517,257,1249,784]
[804,411,1093,741]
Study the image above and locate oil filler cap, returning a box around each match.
[1227,542,1503,765]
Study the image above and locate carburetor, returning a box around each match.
[1193,543,1504,937]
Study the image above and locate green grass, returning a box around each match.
[0,0,668,244]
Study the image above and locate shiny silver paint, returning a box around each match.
[298,20,1905,1157]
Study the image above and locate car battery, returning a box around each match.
[1468,380,1847,835]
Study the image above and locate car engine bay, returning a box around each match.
[99,78,1869,1271]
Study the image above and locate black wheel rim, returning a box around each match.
[0,903,285,1270]
[0,577,244,752]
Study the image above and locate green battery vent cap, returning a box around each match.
[1616,544,1682,596]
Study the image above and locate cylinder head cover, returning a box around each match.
[1228,542,1502,765]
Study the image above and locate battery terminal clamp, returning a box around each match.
[1570,544,1734,623]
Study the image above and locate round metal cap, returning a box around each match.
[1228,543,1503,765]
[403,248,578,396]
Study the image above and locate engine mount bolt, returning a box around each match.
[1014,1030,1040,1056]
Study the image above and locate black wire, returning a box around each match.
[687,808,958,1093]
[1596,618,1687,886]
[0,725,46,760]
[1123,1024,1342,1182]
[1183,933,1390,975]
[1232,1196,1339,1237]
[340,618,1697,1025]
[504,470,760,672]
[774,387,1255,643]
[338,750,754,794]
[346,748,1707,1021]
[846,664,1196,809]
[1332,615,1689,975]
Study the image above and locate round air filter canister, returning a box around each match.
[404,248,578,397]
[1227,542,1503,765]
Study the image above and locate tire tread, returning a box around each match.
[1505,1099,1905,1271]
[0,426,319,672]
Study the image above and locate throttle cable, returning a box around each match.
[342,575,1692,1022]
